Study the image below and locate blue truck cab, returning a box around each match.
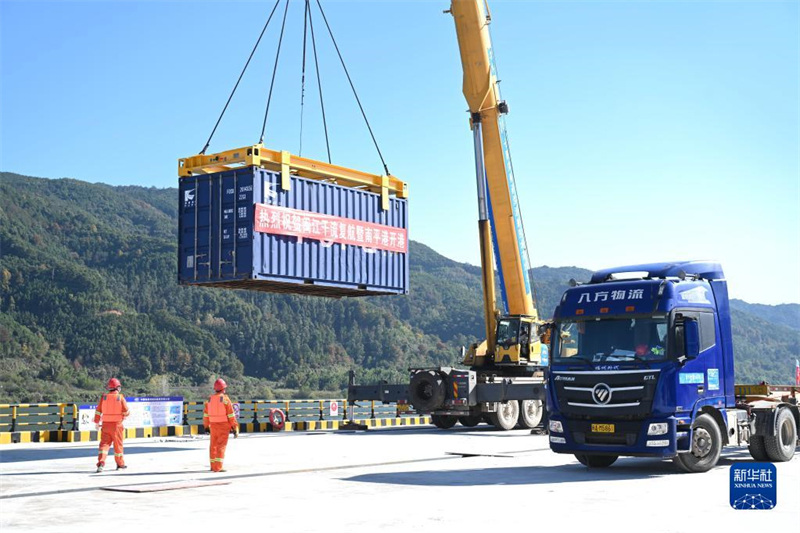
[547,261,798,472]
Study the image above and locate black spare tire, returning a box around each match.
[409,370,446,412]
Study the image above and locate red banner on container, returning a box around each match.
[254,203,407,253]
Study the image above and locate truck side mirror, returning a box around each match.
[684,318,700,359]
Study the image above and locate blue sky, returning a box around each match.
[1,0,798,305]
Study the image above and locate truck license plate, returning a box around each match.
[591,423,615,433]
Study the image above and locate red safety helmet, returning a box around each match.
[107,377,121,390]
[214,378,227,392]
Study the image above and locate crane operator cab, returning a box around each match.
[494,315,549,366]
[462,316,551,368]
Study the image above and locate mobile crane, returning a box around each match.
[347,0,549,430]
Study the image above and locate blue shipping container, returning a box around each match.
[178,167,409,297]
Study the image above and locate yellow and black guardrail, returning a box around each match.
[0,399,430,444]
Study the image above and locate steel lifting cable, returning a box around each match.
[298,0,310,156]
[307,0,332,163]
[199,0,281,155]
[314,0,390,176]
[506,126,540,310]
[260,0,291,144]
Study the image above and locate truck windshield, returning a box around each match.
[555,317,669,363]
[496,318,520,346]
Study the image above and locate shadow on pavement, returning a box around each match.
[716,446,800,465]
[0,446,192,464]
[344,457,678,486]
[334,426,533,437]
[345,446,800,487]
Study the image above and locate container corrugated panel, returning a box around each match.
[178,167,409,297]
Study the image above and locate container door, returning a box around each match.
[234,171,254,276]
[179,176,213,281]
[213,173,237,279]
[194,176,213,279]
[207,170,254,280]
[178,179,196,282]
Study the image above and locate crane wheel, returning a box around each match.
[488,400,519,430]
[431,415,457,429]
[458,415,482,427]
[517,400,543,429]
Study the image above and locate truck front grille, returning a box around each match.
[551,369,660,418]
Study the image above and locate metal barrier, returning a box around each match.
[1,399,419,433]
[0,403,79,432]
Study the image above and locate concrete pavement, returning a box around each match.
[1,426,798,532]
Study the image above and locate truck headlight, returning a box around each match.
[647,422,669,436]
[549,420,563,433]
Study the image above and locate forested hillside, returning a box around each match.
[1,173,798,402]
[730,300,799,331]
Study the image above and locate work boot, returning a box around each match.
[116,465,127,471]
[96,465,104,473]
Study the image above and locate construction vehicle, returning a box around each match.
[546,261,799,472]
[347,0,549,430]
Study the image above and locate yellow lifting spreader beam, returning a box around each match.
[178,144,407,210]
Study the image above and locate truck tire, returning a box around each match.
[409,370,446,413]
[517,400,544,429]
[674,413,722,473]
[458,415,482,427]
[431,414,457,429]
[748,435,769,461]
[488,400,519,431]
[764,408,797,462]
[575,454,618,468]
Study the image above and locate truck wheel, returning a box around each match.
[409,370,446,412]
[674,413,722,473]
[458,415,482,427]
[575,454,618,468]
[431,415,457,429]
[488,400,519,431]
[517,400,543,429]
[748,435,769,461]
[764,408,797,462]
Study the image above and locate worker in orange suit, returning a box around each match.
[94,377,129,473]
[203,378,238,472]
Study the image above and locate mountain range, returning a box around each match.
[1,172,798,402]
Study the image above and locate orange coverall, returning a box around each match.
[203,393,238,472]
[94,391,129,468]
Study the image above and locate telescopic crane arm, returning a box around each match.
[449,0,538,341]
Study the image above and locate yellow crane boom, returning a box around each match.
[449,0,537,324]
